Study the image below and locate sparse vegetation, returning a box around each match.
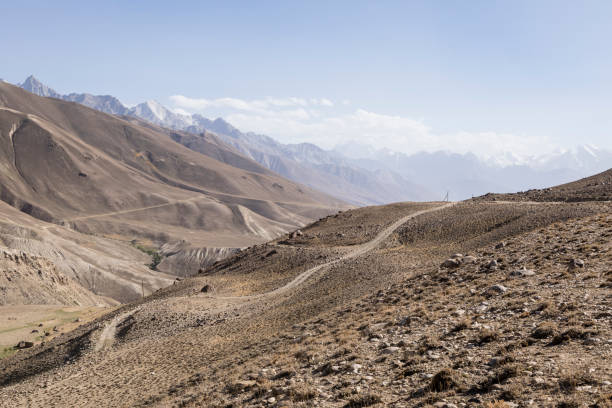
[131,241,163,270]
[2,202,610,407]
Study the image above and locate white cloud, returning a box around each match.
[170,94,556,159]
[169,95,329,114]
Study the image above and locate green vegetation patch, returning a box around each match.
[131,240,164,270]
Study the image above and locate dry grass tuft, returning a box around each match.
[478,328,500,344]
[288,384,318,402]
[558,368,596,392]
[486,401,511,408]
[429,368,459,392]
[343,393,383,407]
[531,322,557,339]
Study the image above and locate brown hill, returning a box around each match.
[0,82,346,302]
[0,196,609,407]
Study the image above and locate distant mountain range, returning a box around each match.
[18,75,612,202]
[334,143,612,200]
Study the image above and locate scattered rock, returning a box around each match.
[289,230,304,239]
[442,258,461,268]
[264,249,277,258]
[486,259,499,270]
[15,341,34,349]
[201,284,211,293]
[510,266,535,277]
[489,284,508,294]
[462,255,478,264]
[570,258,585,268]
[495,242,506,249]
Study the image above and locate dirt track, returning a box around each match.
[90,203,454,351]
[94,308,139,352]
[215,202,455,300]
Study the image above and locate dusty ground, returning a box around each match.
[0,200,610,408]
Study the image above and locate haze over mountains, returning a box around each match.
[19,75,612,203]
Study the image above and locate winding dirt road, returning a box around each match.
[216,202,454,300]
[94,202,454,350]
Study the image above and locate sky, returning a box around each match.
[2,0,612,158]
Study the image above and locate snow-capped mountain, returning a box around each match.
[333,142,612,200]
[63,93,129,115]
[15,75,612,202]
[129,100,197,129]
[532,145,612,174]
[15,76,435,204]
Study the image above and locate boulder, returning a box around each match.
[462,255,478,264]
[489,284,508,294]
[15,341,33,349]
[486,259,499,270]
[510,267,535,277]
[570,258,585,268]
[442,258,461,268]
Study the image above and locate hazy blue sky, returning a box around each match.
[3,1,612,157]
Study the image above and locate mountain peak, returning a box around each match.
[19,75,61,98]
[21,75,42,88]
[131,100,169,121]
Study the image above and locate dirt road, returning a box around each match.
[93,203,454,351]
[216,202,455,299]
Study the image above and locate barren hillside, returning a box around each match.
[0,194,609,407]
[0,82,347,302]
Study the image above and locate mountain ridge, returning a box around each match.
[15,76,437,204]
[15,75,612,203]
[0,81,346,303]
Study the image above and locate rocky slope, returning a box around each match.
[0,248,103,306]
[0,190,609,407]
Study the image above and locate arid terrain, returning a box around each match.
[3,4,611,407]
[0,82,347,304]
[0,169,609,407]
